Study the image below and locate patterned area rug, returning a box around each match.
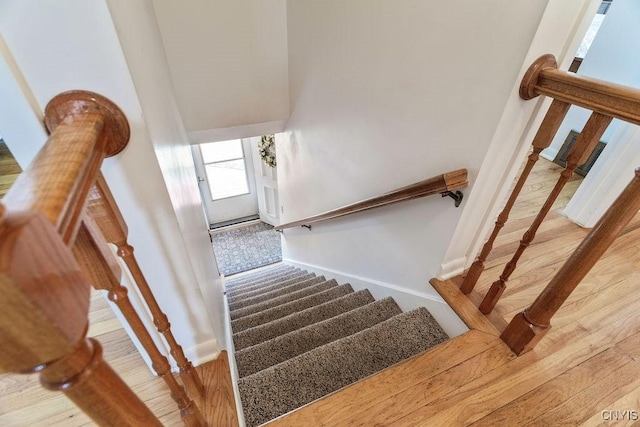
[212,222,282,276]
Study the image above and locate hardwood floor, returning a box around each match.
[0,141,21,197]
[0,291,239,426]
[269,159,640,426]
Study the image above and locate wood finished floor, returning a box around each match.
[0,142,21,197]
[268,159,640,426]
[0,292,239,426]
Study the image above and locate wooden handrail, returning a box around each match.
[0,90,206,425]
[520,54,640,125]
[275,169,468,231]
[2,91,129,244]
[0,91,163,425]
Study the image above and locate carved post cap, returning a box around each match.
[44,90,130,157]
[519,54,558,100]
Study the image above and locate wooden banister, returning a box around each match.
[275,169,468,231]
[461,99,570,294]
[501,168,640,355]
[459,54,640,354]
[2,91,129,244]
[478,111,612,314]
[520,54,640,125]
[87,174,206,400]
[0,211,160,426]
[73,219,205,426]
[0,91,163,425]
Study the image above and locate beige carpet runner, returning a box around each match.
[225,264,449,426]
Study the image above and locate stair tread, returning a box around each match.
[228,273,318,303]
[238,307,449,427]
[225,264,293,284]
[236,297,403,377]
[226,266,299,287]
[227,270,308,296]
[231,284,354,333]
[233,290,375,351]
[230,279,338,320]
[228,276,326,310]
[227,268,304,291]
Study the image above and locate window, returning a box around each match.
[200,139,250,200]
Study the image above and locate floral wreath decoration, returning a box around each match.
[258,134,277,168]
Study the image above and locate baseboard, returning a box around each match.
[223,282,248,427]
[540,148,558,162]
[282,258,469,338]
[438,256,467,280]
[170,339,221,373]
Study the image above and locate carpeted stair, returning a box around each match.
[225,264,449,427]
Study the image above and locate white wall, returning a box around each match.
[280,0,548,296]
[152,0,289,142]
[559,0,640,227]
[0,0,222,367]
[542,0,640,161]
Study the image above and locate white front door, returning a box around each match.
[251,136,280,226]
[192,138,259,226]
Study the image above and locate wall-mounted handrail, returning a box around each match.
[275,169,468,231]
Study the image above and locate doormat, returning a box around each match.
[211,222,282,276]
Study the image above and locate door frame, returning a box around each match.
[192,138,259,226]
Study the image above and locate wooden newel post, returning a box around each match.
[501,168,640,355]
[0,211,161,426]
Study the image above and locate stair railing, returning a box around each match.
[0,91,206,425]
[459,54,640,354]
[275,169,468,231]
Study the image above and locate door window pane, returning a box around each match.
[200,139,243,163]
[205,159,249,200]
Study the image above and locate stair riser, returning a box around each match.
[225,265,294,285]
[226,267,297,288]
[235,297,402,377]
[230,280,339,320]
[227,271,310,297]
[228,273,317,301]
[228,276,327,311]
[232,290,375,351]
[231,284,354,333]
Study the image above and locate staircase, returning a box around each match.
[225,264,450,426]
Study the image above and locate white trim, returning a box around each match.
[562,123,640,228]
[222,282,247,427]
[438,0,599,277]
[188,120,287,145]
[282,258,469,338]
[172,339,221,372]
[438,256,467,280]
[540,147,559,162]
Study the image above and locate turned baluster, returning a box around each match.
[86,174,205,399]
[478,112,612,314]
[73,218,206,427]
[0,209,161,426]
[461,99,570,294]
[501,168,640,354]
